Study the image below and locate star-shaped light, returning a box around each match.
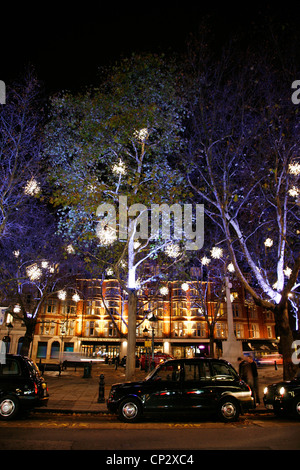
[211,247,223,259]
[24,178,40,196]
[264,238,273,248]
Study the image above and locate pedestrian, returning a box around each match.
[247,356,260,405]
[115,355,120,370]
[238,356,254,391]
[238,356,247,380]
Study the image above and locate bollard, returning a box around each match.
[98,374,105,403]
[274,360,277,370]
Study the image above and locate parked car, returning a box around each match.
[0,354,49,420]
[107,358,254,423]
[263,375,300,418]
[139,353,173,370]
[257,354,283,366]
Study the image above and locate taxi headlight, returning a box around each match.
[263,387,268,395]
[279,386,286,396]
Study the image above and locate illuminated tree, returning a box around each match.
[45,54,188,379]
[0,200,81,356]
[0,69,44,241]
[185,44,300,379]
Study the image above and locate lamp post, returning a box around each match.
[58,288,81,359]
[143,326,150,372]
[148,314,158,369]
[59,320,66,364]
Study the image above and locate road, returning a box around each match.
[0,412,299,451]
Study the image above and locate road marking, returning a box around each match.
[1,416,299,430]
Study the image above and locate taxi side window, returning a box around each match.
[156,364,181,382]
[183,361,211,381]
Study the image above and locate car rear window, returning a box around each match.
[211,362,238,380]
[0,358,21,376]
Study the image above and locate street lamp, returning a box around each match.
[59,320,67,364]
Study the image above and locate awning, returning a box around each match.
[242,340,279,352]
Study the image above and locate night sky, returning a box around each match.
[1,2,299,94]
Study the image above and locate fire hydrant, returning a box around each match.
[98,374,105,403]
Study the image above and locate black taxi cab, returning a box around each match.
[107,358,254,422]
[263,375,300,418]
[0,354,49,420]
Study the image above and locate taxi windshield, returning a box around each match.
[144,364,160,381]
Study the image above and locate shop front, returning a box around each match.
[242,339,279,359]
[80,337,124,360]
[169,339,210,359]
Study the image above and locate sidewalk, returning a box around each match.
[42,363,146,414]
[40,363,284,414]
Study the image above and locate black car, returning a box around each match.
[107,358,254,423]
[0,354,49,420]
[263,376,300,418]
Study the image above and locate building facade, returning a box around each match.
[0,276,280,363]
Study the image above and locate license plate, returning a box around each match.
[266,404,274,409]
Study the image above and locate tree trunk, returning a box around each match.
[125,289,137,381]
[209,334,215,358]
[207,323,215,358]
[275,302,297,380]
[20,318,36,357]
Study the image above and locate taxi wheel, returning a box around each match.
[218,397,240,422]
[118,397,142,423]
[0,395,19,420]
[292,397,300,419]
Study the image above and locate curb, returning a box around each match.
[32,406,272,416]
[32,408,110,415]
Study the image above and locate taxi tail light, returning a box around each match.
[34,383,38,395]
